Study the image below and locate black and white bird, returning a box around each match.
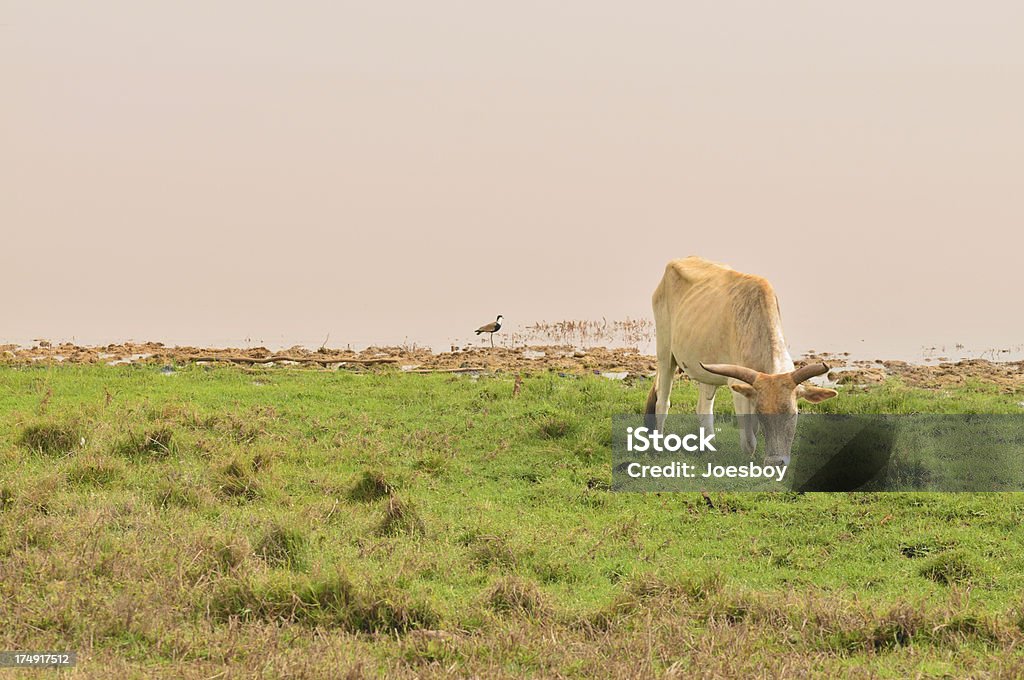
[474,315,503,347]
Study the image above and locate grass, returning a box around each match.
[1,363,1023,677]
[486,576,549,616]
[376,494,426,537]
[254,521,309,569]
[18,421,81,455]
[347,470,396,503]
[114,426,175,459]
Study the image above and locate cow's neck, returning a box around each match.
[736,325,794,375]
[771,344,796,374]
[767,324,795,375]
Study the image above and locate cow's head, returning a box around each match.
[700,362,837,466]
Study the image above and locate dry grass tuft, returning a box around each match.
[0,486,15,512]
[19,422,82,455]
[17,474,65,515]
[645,572,723,602]
[358,581,441,633]
[486,576,548,616]
[220,411,269,444]
[586,572,725,631]
[377,495,425,536]
[66,454,125,487]
[918,550,978,586]
[154,472,214,509]
[348,470,395,503]
[255,522,308,569]
[186,532,251,582]
[537,416,574,440]
[250,449,277,472]
[208,572,438,633]
[215,456,264,500]
[116,426,175,458]
[467,534,517,570]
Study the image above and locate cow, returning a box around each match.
[644,256,837,466]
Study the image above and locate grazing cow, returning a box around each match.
[645,257,836,465]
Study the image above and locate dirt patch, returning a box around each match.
[399,345,659,376]
[804,351,1024,391]
[3,342,1023,389]
[0,342,658,376]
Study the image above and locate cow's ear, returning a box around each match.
[798,385,837,403]
[729,383,757,400]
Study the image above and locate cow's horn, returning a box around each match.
[700,362,760,385]
[790,362,830,385]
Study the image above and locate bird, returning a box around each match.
[475,315,503,347]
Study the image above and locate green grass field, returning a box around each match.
[2,364,1024,678]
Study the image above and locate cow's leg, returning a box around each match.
[732,385,758,456]
[654,355,677,433]
[697,383,717,433]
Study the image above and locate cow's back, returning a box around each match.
[653,257,789,381]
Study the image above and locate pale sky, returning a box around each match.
[3,2,1022,355]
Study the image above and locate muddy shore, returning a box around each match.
[3,341,1024,391]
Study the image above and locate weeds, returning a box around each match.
[376,495,425,536]
[215,456,264,500]
[486,576,547,616]
[208,572,438,632]
[468,534,517,570]
[255,522,308,569]
[522,318,654,349]
[154,473,213,509]
[537,416,574,439]
[66,454,125,486]
[0,486,14,512]
[919,550,979,586]
[347,470,395,503]
[187,532,251,582]
[19,422,82,455]
[116,427,174,458]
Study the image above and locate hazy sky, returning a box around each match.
[3,2,1022,354]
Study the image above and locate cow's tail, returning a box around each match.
[644,377,659,429]
[644,380,658,415]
